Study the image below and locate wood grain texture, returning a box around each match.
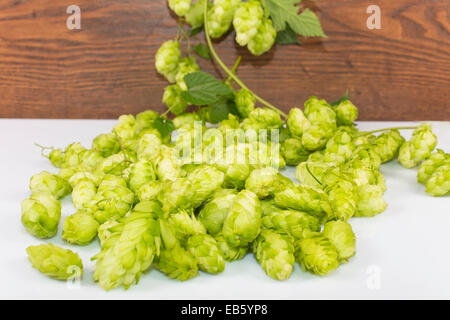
[0,0,449,120]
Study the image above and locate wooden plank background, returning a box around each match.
[0,0,449,120]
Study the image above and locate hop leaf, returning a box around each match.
[262,0,326,37]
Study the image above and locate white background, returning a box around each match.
[0,120,449,300]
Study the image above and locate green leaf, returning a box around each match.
[152,117,175,141]
[331,90,351,106]
[208,97,239,124]
[193,43,211,60]
[190,26,204,37]
[275,26,302,45]
[181,72,234,106]
[262,0,326,37]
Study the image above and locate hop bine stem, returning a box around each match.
[357,126,419,137]
[306,163,323,186]
[226,56,242,86]
[203,2,288,119]
[35,143,53,158]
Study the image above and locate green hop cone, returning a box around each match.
[248,18,277,56]
[426,163,450,197]
[398,124,438,168]
[215,234,248,262]
[349,144,382,171]
[168,0,192,16]
[218,114,241,134]
[92,133,121,158]
[113,114,137,142]
[158,178,194,213]
[98,174,127,191]
[323,169,357,222]
[187,234,225,274]
[198,189,237,236]
[175,56,201,91]
[72,179,97,210]
[274,185,330,220]
[302,124,335,152]
[155,40,182,83]
[253,229,295,281]
[417,149,448,184]
[128,159,157,193]
[281,138,310,166]
[48,148,64,168]
[260,199,281,217]
[155,245,199,281]
[323,128,356,164]
[173,112,201,130]
[62,210,99,246]
[138,180,163,202]
[163,84,188,116]
[245,167,292,199]
[295,233,339,276]
[322,221,356,263]
[97,220,122,247]
[91,185,135,224]
[235,88,255,118]
[98,152,130,176]
[287,107,311,138]
[135,110,160,132]
[295,160,332,188]
[223,190,262,247]
[304,96,336,124]
[154,146,183,181]
[262,210,321,240]
[29,171,71,199]
[168,209,206,243]
[241,108,283,131]
[137,133,162,161]
[219,163,251,190]
[21,193,61,239]
[61,143,86,168]
[185,0,211,28]
[207,0,240,39]
[355,184,387,217]
[188,165,225,208]
[233,0,264,46]
[93,210,161,290]
[27,244,83,281]
[334,100,358,126]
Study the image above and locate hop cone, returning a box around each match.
[223,190,262,247]
[93,211,161,290]
[263,210,321,240]
[253,229,295,280]
[27,244,83,280]
[399,124,437,168]
[233,0,264,46]
[187,234,225,274]
[155,40,182,83]
[295,233,339,276]
[248,19,277,56]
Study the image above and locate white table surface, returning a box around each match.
[0,119,449,300]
